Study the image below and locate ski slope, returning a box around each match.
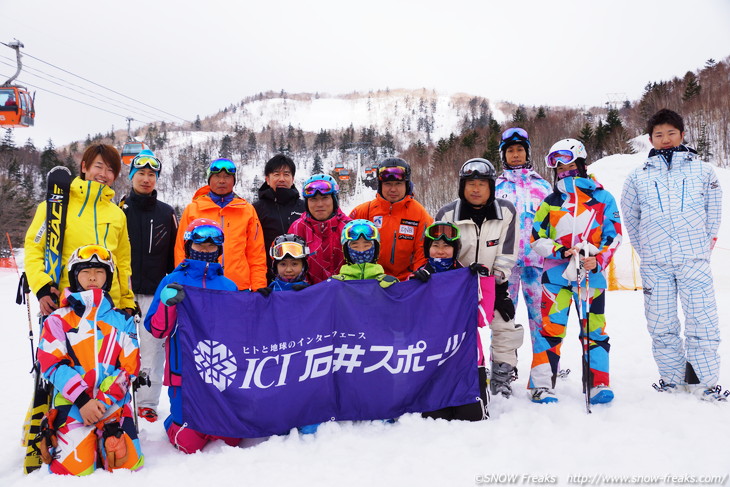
[1,150,728,487]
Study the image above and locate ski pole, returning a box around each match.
[7,233,36,366]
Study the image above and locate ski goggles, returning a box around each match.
[342,220,380,242]
[424,222,460,242]
[460,160,492,178]
[303,179,337,197]
[270,241,308,260]
[76,244,113,262]
[208,158,237,175]
[501,127,528,141]
[184,224,225,245]
[378,166,407,181]
[545,150,576,168]
[131,155,162,172]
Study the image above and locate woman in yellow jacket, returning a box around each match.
[24,144,135,315]
[174,158,267,291]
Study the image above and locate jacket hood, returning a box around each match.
[258,182,301,205]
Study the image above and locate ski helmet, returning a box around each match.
[545,138,588,177]
[183,218,224,259]
[376,157,412,197]
[341,219,380,264]
[423,221,461,261]
[458,158,497,205]
[269,233,309,276]
[206,158,237,184]
[67,245,115,293]
[302,174,340,215]
[499,127,531,167]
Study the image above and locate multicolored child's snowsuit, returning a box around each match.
[621,148,722,388]
[38,288,143,475]
[529,175,622,389]
[495,168,552,342]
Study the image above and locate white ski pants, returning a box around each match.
[135,293,166,409]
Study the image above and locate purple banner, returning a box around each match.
[177,268,479,438]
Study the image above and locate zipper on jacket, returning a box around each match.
[149,219,154,253]
[474,223,481,262]
[390,231,397,264]
[654,182,664,213]
[681,179,685,211]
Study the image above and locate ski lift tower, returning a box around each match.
[605,93,628,111]
[345,142,371,194]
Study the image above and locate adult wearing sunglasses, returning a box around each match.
[252,154,306,283]
[119,150,178,423]
[493,128,552,398]
[174,158,267,291]
[288,174,351,284]
[24,144,135,317]
[349,158,433,281]
[435,157,523,399]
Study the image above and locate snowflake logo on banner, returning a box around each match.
[194,340,237,392]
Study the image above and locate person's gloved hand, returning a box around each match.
[256,287,272,297]
[412,268,431,282]
[292,284,308,291]
[469,263,490,276]
[494,281,515,322]
[378,275,398,288]
[161,283,185,306]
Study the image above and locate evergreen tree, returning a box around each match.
[247,132,257,153]
[1,128,16,152]
[606,108,623,131]
[536,106,547,119]
[219,135,233,159]
[194,115,202,130]
[512,105,527,125]
[579,123,594,145]
[40,140,62,176]
[484,134,501,170]
[312,153,323,174]
[682,71,701,101]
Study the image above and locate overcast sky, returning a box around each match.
[3,0,730,147]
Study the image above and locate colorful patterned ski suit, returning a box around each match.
[529,176,622,389]
[37,289,142,475]
[495,168,552,343]
[621,148,722,387]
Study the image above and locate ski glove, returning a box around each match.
[161,283,185,306]
[412,268,431,282]
[378,275,399,288]
[292,284,308,291]
[256,287,272,297]
[469,263,490,276]
[494,281,515,322]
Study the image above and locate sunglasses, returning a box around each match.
[303,179,336,197]
[131,155,162,172]
[425,222,460,242]
[76,244,113,261]
[378,166,407,181]
[545,150,575,168]
[270,241,308,260]
[501,127,529,141]
[184,225,224,245]
[343,222,379,242]
[209,159,237,175]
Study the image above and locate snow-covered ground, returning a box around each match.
[1,149,729,487]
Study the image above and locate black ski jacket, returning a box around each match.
[120,190,178,295]
[252,183,305,281]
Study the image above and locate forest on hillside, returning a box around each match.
[1,56,728,255]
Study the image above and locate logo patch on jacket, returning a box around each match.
[485,239,499,247]
[373,216,383,228]
[399,224,415,236]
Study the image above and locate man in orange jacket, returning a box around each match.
[174,158,267,291]
[349,158,433,281]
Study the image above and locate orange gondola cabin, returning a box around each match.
[0,86,35,128]
[121,141,147,165]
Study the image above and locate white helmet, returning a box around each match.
[545,138,588,168]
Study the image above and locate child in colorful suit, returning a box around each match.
[37,245,143,475]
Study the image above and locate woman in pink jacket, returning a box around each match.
[288,174,351,284]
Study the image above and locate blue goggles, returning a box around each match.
[342,220,379,243]
[501,127,529,141]
[208,158,237,176]
[184,225,225,245]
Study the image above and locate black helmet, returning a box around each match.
[423,221,461,261]
[499,127,531,166]
[377,157,412,197]
[458,158,496,205]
